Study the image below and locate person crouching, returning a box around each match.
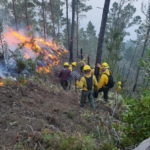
[76,65,99,110]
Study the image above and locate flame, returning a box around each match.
[4,28,68,73]
[0,77,4,86]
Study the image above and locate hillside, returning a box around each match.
[0,69,124,149]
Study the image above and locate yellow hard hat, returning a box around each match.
[83,65,91,70]
[101,62,109,69]
[72,62,77,66]
[118,81,121,85]
[64,62,69,66]
[83,58,85,61]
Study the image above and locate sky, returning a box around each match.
[77,0,148,41]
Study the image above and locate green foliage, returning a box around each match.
[122,89,150,143]
[140,48,150,81]
[2,78,15,86]
[41,129,97,150]
[98,142,118,150]
[16,59,27,73]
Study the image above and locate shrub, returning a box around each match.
[122,89,150,143]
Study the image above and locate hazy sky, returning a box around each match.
[78,0,148,41]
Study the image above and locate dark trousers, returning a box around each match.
[99,87,109,102]
[80,66,83,73]
[81,90,95,109]
[60,80,68,90]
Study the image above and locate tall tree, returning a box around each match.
[42,0,46,40]
[95,0,110,80]
[75,0,92,59]
[65,0,70,49]
[12,0,18,31]
[133,3,150,91]
[25,0,29,30]
[69,0,75,62]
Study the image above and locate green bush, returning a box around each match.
[98,142,118,150]
[122,89,150,143]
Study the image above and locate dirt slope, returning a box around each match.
[0,73,123,149]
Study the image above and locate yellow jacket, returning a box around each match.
[69,65,73,71]
[76,74,99,91]
[99,70,110,89]
[116,85,121,93]
[91,69,94,75]
[78,60,86,66]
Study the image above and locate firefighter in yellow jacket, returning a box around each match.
[69,62,77,72]
[76,65,99,109]
[78,58,86,73]
[97,62,111,102]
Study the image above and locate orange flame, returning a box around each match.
[4,28,68,73]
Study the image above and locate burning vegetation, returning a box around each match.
[4,28,68,74]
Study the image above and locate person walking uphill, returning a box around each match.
[78,58,86,73]
[97,62,115,102]
[76,65,99,110]
[59,62,71,90]
[69,62,77,72]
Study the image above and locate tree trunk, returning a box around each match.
[76,0,79,60]
[12,0,18,31]
[94,0,110,80]
[133,26,150,92]
[87,55,90,65]
[69,0,75,63]
[80,48,83,60]
[25,0,29,31]
[125,43,138,82]
[42,0,46,41]
[66,0,70,49]
[50,0,56,42]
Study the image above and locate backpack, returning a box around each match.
[103,73,115,88]
[84,75,93,90]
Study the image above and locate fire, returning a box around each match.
[4,28,68,73]
[0,77,4,86]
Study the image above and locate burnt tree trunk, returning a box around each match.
[66,0,70,49]
[25,0,29,31]
[80,48,83,60]
[69,0,75,63]
[125,43,138,82]
[76,0,79,60]
[12,0,18,31]
[133,26,150,92]
[87,55,90,65]
[42,0,46,41]
[50,0,56,42]
[94,0,110,80]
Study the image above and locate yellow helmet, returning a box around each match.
[83,58,85,61]
[64,62,69,66]
[72,62,77,66]
[101,62,109,69]
[83,65,91,70]
[118,81,121,85]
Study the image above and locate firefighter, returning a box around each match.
[116,81,122,93]
[97,62,114,102]
[69,62,77,72]
[76,65,99,110]
[59,62,71,90]
[78,58,86,73]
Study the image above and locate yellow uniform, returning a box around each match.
[76,74,99,91]
[69,65,73,71]
[98,70,110,89]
